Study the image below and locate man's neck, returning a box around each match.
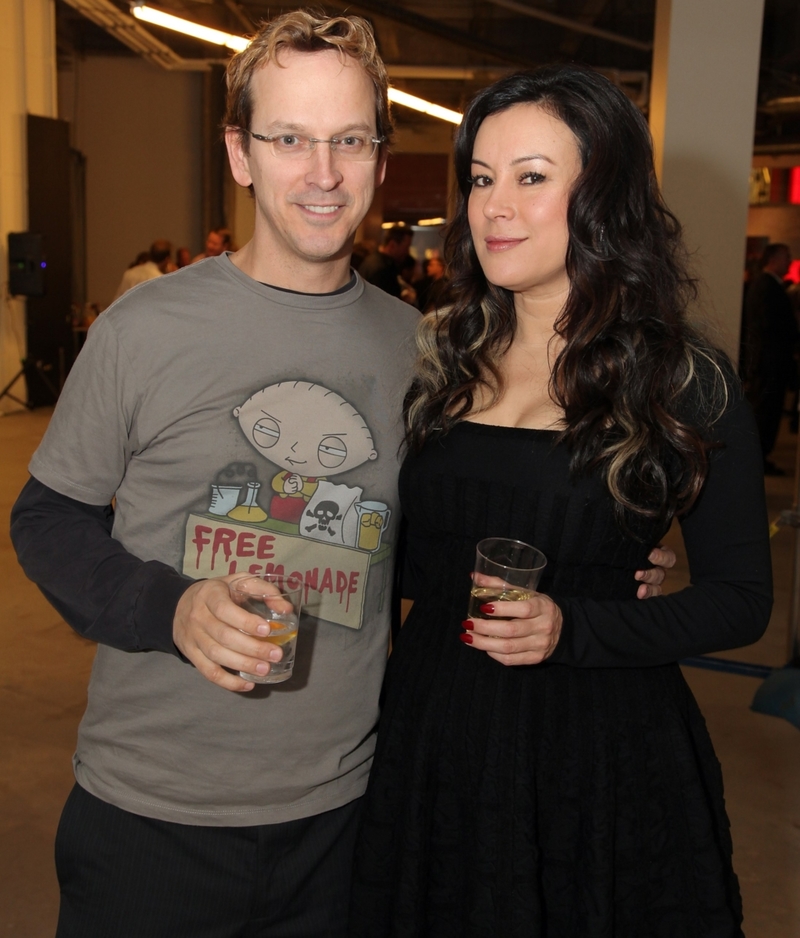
[230,241,353,294]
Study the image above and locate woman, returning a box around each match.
[350,66,772,937]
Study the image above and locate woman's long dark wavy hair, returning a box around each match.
[405,64,727,530]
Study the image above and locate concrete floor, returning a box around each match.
[2,406,800,937]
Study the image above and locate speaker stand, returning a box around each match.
[0,359,59,409]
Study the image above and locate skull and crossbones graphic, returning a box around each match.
[304,500,343,537]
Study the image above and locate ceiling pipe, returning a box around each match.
[60,0,211,69]
[328,0,541,69]
[559,0,612,55]
[487,0,653,52]
[222,0,254,32]
[386,66,512,80]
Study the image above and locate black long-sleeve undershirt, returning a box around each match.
[11,477,192,655]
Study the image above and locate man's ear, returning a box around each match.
[375,147,389,188]
[225,127,253,189]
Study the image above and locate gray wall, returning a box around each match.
[58,55,203,308]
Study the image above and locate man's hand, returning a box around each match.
[173,574,283,692]
[634,544,677,599]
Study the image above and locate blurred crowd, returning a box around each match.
[114,223,450,315]
[112,228,234,301]
[353,224,448,313]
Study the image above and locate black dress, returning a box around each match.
[350,384,772,938]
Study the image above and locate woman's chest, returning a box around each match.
[400,424,658,585]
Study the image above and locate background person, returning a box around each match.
[350,65,772,938]
[350,239,373,270]
[191,226,233,263]
[741,241,798,474]
[414,252,447,312]
[358,224,413,297]
[397,254,419,307]
[111,239,172,300]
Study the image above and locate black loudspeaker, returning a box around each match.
[8,232,46,296]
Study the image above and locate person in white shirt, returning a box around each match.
[111,239,173,300]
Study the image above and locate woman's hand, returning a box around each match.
[460,583,563,666]
[459,541,675,666]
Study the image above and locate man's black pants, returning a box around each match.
[55,783,361,938]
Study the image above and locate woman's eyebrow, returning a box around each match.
[511,153,555,166]
[470,154,556,168]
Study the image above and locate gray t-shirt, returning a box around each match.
[30,254,418,825]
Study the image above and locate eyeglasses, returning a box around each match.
[243,130,384,161]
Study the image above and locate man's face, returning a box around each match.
[205,232,225,256]
[383,233,412,263]
[226,50,386,282]
[427,257,444,279]
[774,247,792,279]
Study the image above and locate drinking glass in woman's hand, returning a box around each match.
[469,538,546,611]
[462,538,557,665]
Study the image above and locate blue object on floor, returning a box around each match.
[681,656,774,679]
[751,664,800,730]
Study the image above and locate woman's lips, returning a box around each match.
[484,237,525,252]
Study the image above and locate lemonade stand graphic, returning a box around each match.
[182,381,392,629]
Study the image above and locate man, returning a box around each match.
[11,13,414,937]
[742,242,798,474]
[111,238,172,300]
[358,223,413,297]
[11,12,671,936]
[191,226,233,263]
[415,252,447,312]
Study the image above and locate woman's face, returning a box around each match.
[467,103,582,301]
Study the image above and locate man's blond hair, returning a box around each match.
[225,9,393,153]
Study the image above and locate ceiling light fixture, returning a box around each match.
[130,4,462,124]
[386,89,462,125]
[131,3,249,52]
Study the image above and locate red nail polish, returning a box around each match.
[480,603,495,614]
[459,632,473,645]
[461,619,474,631]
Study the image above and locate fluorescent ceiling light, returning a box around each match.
[131,4,249,52]
[387,89,462,125]
[416,217,447,226]
[130,4,462,124]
